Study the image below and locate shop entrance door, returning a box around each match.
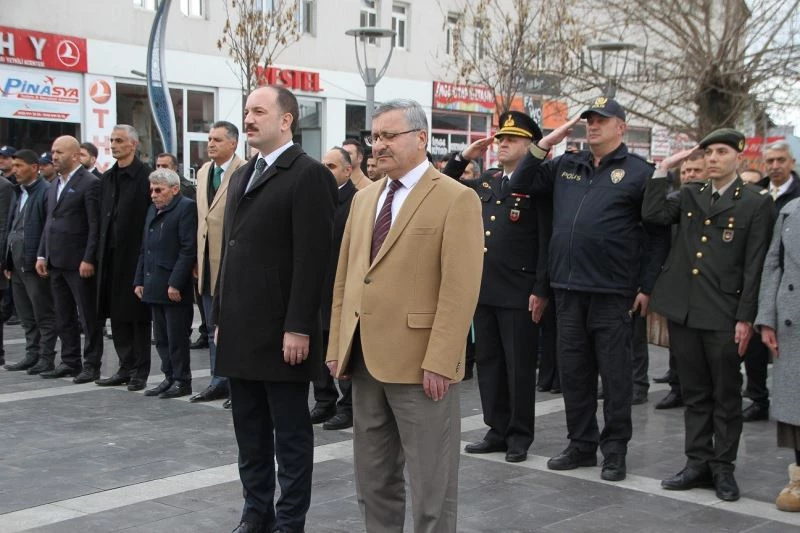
[184,132,208,184]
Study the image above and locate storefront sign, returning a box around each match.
[83,75,118,172]
[0,65,82,122]
[433,81,494,114]
[430,133,470,157]
[256,66,322,92]
[0,26,87,73]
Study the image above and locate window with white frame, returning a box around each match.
[360,0,379,44]
[133,0,162,10]
[473,18,486,60]
[392,4,408,50]
[445,14,459,56]
[298,0,316,36]
[180,0,205,17]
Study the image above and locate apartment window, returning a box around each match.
[255,0,275,11]
[180,0,205,17]
[392,4,408,50]
[445,14,459,55]
[133,0,162,10]
[473,19,486,60]
[360,0,379,44]
[298,0,316,35]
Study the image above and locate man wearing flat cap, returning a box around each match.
[514,97,670,481]
[642,128,776,502]
[443,110,552,463]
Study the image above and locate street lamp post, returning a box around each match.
[585,41,638,98]
[345,27,397,131]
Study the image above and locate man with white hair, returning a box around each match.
[134,168,197,398]
[95,125,154,391]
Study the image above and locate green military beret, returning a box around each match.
[698,128,746,152]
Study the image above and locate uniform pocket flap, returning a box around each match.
[408,312,435,328]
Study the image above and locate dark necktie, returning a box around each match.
[711,191,720,206]
[371,179,403,262]
[246,158,268,193]
[500,175,510,196]
[212,166,223,193]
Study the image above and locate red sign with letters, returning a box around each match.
[0,26,88,73]
[255,66,322,92]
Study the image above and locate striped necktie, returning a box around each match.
[371,179,403,262]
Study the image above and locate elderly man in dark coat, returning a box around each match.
[95,125,154,391]
[134,168,197,399]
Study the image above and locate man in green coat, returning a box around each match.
[641,128,776,502]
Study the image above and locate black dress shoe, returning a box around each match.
[189,384,229,403]
[5,314,20,326]
[655,390,684,410]
[505,450,527,463]
[127,378,147,391]
[73,367,101,384]
[27,359,54,375]
[144,379,173,397]
[464,439,507,454]
[190,336,209,350]
[652,370,674,384]
[160,381,192,398]
[309,405,335,424]
[4,354,39,371]
[601,453,627,481]
[742,402,769,422]
[40,363,80,379]
[632,390,649,405]
[223,398,232,409]
[323,412,353,430]
[231,521,270,533]
[95,373,130,386]
[713,471,740,501]
[547,447,597,470]
[661,466,714,490]
[550,386,561,394]
[537,384,551,392]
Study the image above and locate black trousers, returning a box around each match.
[474,304,538,452]
[536,300,559,390]
[151,303,193,383]
[668,320,742,474]
[230,378,313,533]
[50,267,103,369]
[667,344,681,393]
[743,334,770,406]
[312,329,352,413]
[554,290,634,456]
[110,319,152,379]
[11,268,57,363]
[632,314,649,394]
[193,280,208,338]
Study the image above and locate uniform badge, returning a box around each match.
[610,169,625,183]
[722,229,734,242]
[482,182,490,188]
[509,209,520,222]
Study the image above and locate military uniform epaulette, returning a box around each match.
[740,182,771,198]
[627,151,655,167]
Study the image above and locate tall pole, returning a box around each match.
[365,67,376,128]
[346,28,396,137]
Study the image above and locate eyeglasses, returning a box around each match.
[365,129,421,146]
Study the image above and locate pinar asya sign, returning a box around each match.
[0,26,87,73]
[0,65,82,122]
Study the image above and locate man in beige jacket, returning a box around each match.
[327,99,483,533]
[190,121,245,404]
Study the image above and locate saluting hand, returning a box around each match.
[658,145,700,172]
[461,137,496,161]
[537,115,581,151]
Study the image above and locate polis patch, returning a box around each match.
[610,169,625,183]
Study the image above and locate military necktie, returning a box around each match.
[711,191,720,206]
[371,179,403,262]
[500,175,510,196]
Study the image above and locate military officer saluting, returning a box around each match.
[442,111,552,463]
[642,128,776,502]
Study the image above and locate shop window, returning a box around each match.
[360,0,379,44]
[432,112,468,131]
[133,0,162,10]
[392,4,408,50]
[187,90,214,133]
[471,115,488,132]
[346,103,367,140]
[180,0,205,18]
[116,83,182,166]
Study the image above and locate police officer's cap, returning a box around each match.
[580,96,626,121]
[39,152,53,165]
[495,111,543,142]
[0,145,17,157]
[698,128,746,152]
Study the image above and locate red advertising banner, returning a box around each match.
[433,81,495,114]
[742,136,785,172]
[0,26,87,73]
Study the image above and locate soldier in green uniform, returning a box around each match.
[641,128,776,502]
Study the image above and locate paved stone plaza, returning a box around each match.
[1,316,799,533]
